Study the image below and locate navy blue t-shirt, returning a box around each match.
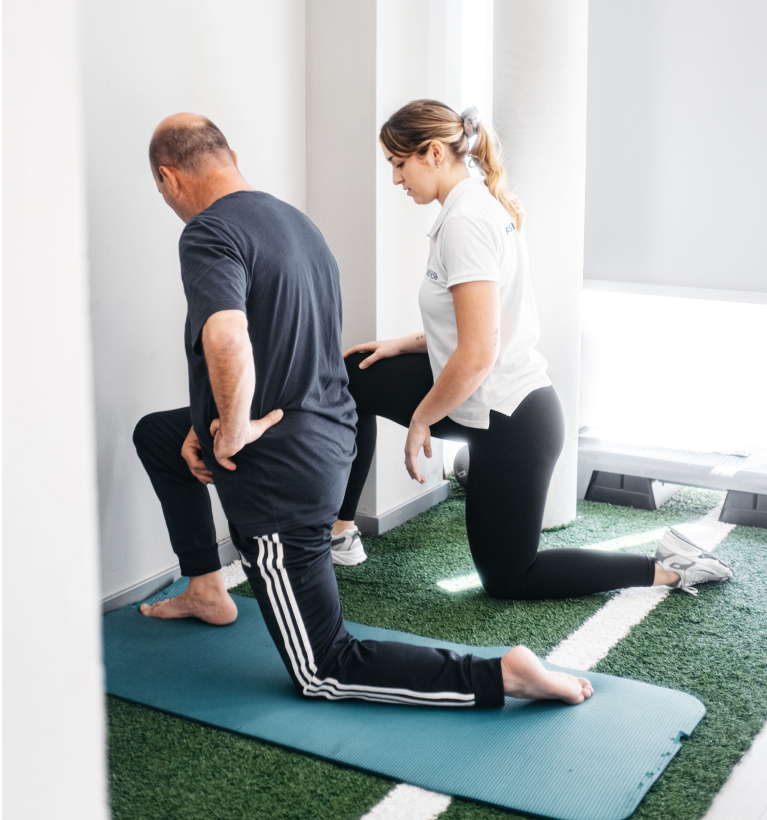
[179,190,357,535]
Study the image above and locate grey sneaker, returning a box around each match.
[330,527,367,566]
[654,527,733,595]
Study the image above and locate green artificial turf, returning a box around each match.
[108,697,392,820]
[107,482,766,820]
[437,522,767,820]
[594,523,767,820]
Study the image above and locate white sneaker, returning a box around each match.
[330,527,367,566]
[654,527,733,595]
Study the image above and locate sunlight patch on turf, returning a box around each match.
[437,572,482,593]
[585,527,666,551]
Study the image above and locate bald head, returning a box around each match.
[149,113,234,178]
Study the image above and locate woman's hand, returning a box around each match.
[344,332,427,369]
[181,426,214,485]
[404,417,432,484]
[343,338,404,369]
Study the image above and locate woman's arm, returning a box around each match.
[405,280,500,482]
[344,331,427,369]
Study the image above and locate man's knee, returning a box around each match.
[344,352,367,371]
[132,411,165,455]
[344,352,367,392]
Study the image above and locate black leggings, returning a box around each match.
[340,353,655,599]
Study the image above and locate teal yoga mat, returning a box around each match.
[104,580,705,820]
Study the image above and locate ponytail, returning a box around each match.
[380,99,525,231]
[470,123,525,232]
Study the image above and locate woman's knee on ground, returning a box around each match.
[476,559,535,600]
[482,576,527,600]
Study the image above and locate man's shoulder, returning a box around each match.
[179,192,329,274]
[189,192,316,237]
[208,190,308,222]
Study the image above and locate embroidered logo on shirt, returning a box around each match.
[505,223,516,234]
[426,269,438,281]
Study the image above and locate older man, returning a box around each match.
[133,112,593,708]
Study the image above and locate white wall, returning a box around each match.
[494,0,590,528]
[373,1,453,514]
[3,0,108,816]
[81,0,306,600]
[585,0,767,293]
[305,0,377,353]
[307,0,454,522]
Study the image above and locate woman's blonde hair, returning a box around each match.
[379,99,525,231]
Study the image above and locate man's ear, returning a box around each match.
[231,150,239,168]
[158,165,181,194]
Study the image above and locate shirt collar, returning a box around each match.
[427,177,486,240]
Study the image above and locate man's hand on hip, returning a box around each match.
[181,426,214,484]
[210,409,284,471]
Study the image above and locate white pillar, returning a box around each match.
[3,0,109,816]
[307,0,460,533]
[493,0,590,527]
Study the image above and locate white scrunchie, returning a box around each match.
[460,106,480,137]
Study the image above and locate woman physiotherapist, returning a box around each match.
[331,99,731,601]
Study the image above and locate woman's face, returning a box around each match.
[380,142,440,205]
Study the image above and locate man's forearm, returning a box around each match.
[202,311,255,439]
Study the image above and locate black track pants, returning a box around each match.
[133,408,221,577]
[340,353,655,599]
[133,407,505,708]
[231,522,503,707]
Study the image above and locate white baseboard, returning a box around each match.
[355,480,451,536]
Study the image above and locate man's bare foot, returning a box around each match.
[140,570,238,625]
[501,645,593,705]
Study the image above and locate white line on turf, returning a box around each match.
[546,501,733,670]
[702,718,767,820]
[359,783,452,820]
[546,585,672,669]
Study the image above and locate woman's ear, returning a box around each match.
[430,140,445,167]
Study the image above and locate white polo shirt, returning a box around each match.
[419,176,551,429]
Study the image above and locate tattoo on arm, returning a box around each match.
[415,334,425,341]
[493,327,500,347]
